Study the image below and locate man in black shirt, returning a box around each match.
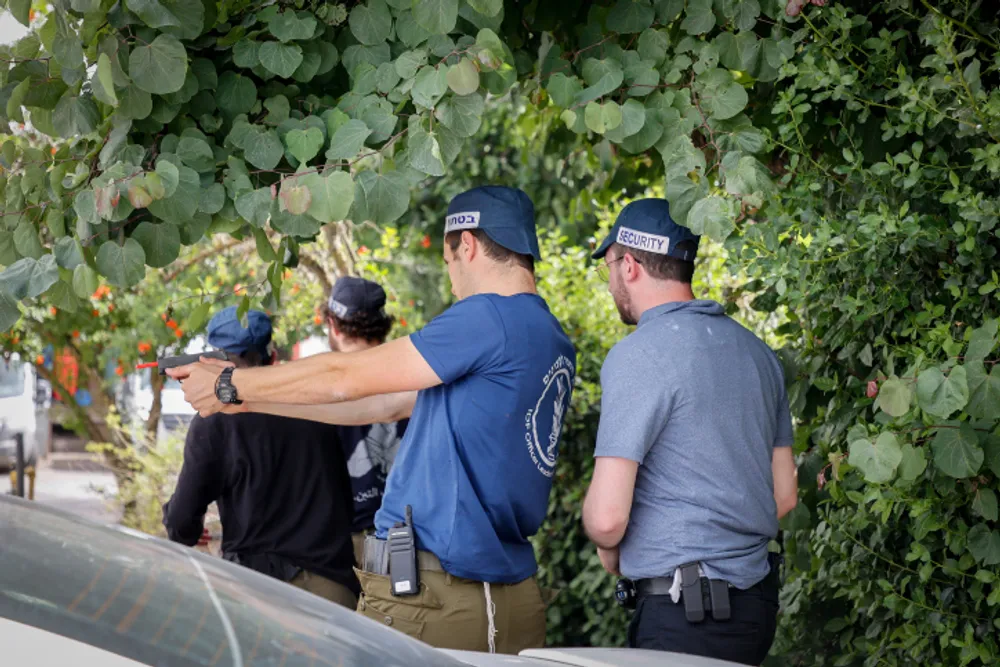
[321,277,407,564]
[162,306,358,607]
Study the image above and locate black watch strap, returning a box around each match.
[215,367,243,405]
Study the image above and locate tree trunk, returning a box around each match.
[145,370,163,442]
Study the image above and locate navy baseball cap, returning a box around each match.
[327,276,386,320]
[445,186,541,260]
[591,198,700,261]
[206,306,272,358]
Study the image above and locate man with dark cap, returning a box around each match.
[167,186,577,654]
[162,306,359,608]
[322,276,407,565]
[581,199,799,665]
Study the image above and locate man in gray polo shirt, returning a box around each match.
[582,198,799,665]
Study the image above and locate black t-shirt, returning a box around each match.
[337,420,407,532]
[163,412,357,593]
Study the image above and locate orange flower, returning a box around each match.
[11,336,19,345]
[50,147,57,156]
[92,309,100,317]
[400,318,408,327]
[72,330,80,338]
[166,319,178,330]
[49,307,57,316]
[313,315,322,325]
[137,342,152,354]
[408,300,414,307]
[421,235,431,249]
[161,313,168,322]
[234,284,244,294]
[35,355,44,365]
[357,245,369,255]
[110,324,117,330]
[107,303,114,312]
[28,9,35,21]
[115,365,124,376]
[174,328,184,338]
[291,284,300,294]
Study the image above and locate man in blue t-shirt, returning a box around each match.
[168,186,577,654]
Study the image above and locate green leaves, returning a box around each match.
[579,58,625,105]
[350,0,393,45]
[435,93,484,137]
[94,54,118,107]
[966,362,1000,419]
[686,195,735,240]
[217,72,257,115]
[916,366,969,418]
[242,126,285,170]
[326,120,372,160]
[72,264,99,299]
[129,34,188,95]
[9,0,30,26]
[131,222,180,268]
[966,319,998,361]
[267,11,318,42]
[447,59,480,95]
[849,432,902,484]
[177,137,215,172]
[607,0,655,33]
[876,377,913,417]
[897,443,927,482]
[973,488,998,522]
[697,69,747,120]
[52,95,100,138]
[351,170,409,224]
[126,0,204,37]
[301,171,354,223]
[584,101,623,134]
[0,256,59,299]
[681,0,715,34]
[0,292,20,331]
[53,237,84,270]
[96,239,146,287]
[547,74,582,108]
[259,42,304,78]
[409,128,446,176]
[931,423,983,478]
[285,127,324,164]
[413,0,458,35]
[412,66,449,108]
[967,524,1000,566]
[235,188,273,227]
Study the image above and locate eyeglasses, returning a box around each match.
[596,256,640,282]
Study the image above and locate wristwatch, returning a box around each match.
[215,367,243,405]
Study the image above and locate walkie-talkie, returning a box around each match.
[388,505,419,597]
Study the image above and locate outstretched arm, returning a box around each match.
[167,336,440,417]
[248,391,417,425]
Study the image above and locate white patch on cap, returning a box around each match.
[329,299,349,318]
[444,211,481,234]
[616,226,670,255]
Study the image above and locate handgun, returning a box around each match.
[136,350,230,374]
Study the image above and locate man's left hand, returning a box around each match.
[166,357,232,417]
[598,546,621,576]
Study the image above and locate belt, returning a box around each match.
[360,535,444,576]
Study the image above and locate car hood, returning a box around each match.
[444,648,744,667]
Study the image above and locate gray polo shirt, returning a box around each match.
[594,299,793,590]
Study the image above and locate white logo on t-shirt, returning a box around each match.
[525,355,574,477]
[346,422,402,479]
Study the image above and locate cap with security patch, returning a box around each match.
[445,186,541,260]
[327,276,386,320]
[591,198,700,261]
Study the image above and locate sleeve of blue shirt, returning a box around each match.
[409,296,505,384]
[593,341,672,463]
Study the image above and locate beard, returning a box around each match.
[610,280,637,325]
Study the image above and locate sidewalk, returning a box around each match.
[2,453,122,525]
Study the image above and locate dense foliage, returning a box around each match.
[3,0,1000,663]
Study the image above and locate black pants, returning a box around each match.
[627,567,780,666]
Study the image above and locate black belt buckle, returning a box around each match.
[679,563,704,623]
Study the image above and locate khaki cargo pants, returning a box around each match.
[289,570,358,609]
[354,552,546,654]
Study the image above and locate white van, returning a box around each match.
[0,355,52,469]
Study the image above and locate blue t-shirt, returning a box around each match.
[374,293,576,584]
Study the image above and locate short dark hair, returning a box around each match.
[322,304,394,344]
[611,240,696,283]
[445,229,535,273]
[229,347,273,368]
